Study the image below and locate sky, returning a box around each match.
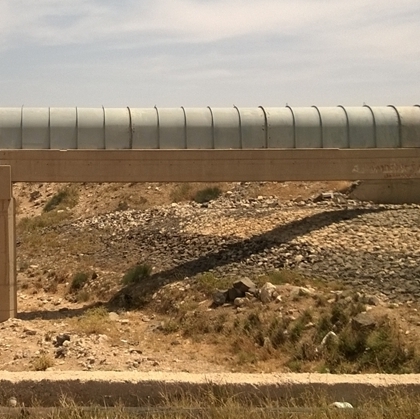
[0,0,419,108]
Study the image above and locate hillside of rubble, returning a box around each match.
[1,180,420,375]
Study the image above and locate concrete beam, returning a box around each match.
[1,148,420,183]
[0,166,16,322]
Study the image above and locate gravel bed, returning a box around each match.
[66,187,420,302]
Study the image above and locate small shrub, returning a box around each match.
[116,201,129,211]
[286,359,303,372]
[122,263,152,285]
[314,294,328,307]
[289,321,305,343]
[76,290,90,303]
[236,349,258,365]
[18,260,30,272]
[337,324,367,361]
[161,319,180,334]
[75,306,113,335]
[297,339,318,361]
[170,183,192,202]
[316,314,333,342]
[181,313,211,338]
[195,273,233,296]
[317,315,419,374]
[349,300,367,316]
[231,338,259,365]
[330,302,349,332]
[43,186,78,212]
[48,270,68,284]
[32,354,54,371]
[289,310,313,343]
[44,281,58,294]
[193,187,221,203]
[18,211,70,232]
[214,313,228,333]
[360,318,414,373]
[70,272,89,292]
[267,317,288,348]
[243,312,262,335]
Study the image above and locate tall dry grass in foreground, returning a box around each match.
[2,390,420,419]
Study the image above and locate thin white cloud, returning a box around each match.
[0,0,419,106]
[1,0,419,47]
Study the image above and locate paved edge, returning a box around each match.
[1,372,420,406]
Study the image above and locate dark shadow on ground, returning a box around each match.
[17,301,103,321]
[108,207,387,310]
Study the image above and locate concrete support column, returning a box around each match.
[0,165,16,322]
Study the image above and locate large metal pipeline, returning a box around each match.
[0,105,419,150]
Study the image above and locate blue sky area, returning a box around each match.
[0,0,419,107]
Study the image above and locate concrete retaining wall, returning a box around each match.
[1,372,420,407]
[350,180,420,204]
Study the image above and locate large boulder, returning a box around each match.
[233,277,257,295]
[351,312,377,331]
[259,282,278,304]
[228,287,244,302]
[213,290,228,306]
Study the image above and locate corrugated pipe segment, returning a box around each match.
[0,106,419,150]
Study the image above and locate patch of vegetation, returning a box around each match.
[47,269,68,284]
[17,211,71,232]
[266,269,306,286]
[69,272,89,293]
[75,290,90,303]
[116,201,129,211]
[43,186,79,212]
[122,263,152,285]
[157,284,420,374]
[195,273,234,296]
[320,316,417,374]
[21,391,420,419]
[18,259,30,272]
[74,306,116,336]
[170,183,192,202]
[32,353,54,371]
[193,187,222,203]
[289,310,313,343]
[160,319,180,334]
[310,310,419,374]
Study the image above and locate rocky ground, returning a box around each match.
[1,181,420,374]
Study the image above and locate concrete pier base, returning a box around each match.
[349,179,420,204]
[0,166,16,322]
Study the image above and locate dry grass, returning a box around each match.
[122,263,152,285]
[170,183,193,203]
[69,272,90,292]
[72,306,119,339]
[3,390,420,418]
[155,271,420,374]
[193,186,222,203]
[32,354,54,371]
[170,183,225,204]
[195,272,234,296]
[18,212,72,233]
[43,186,79,212]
